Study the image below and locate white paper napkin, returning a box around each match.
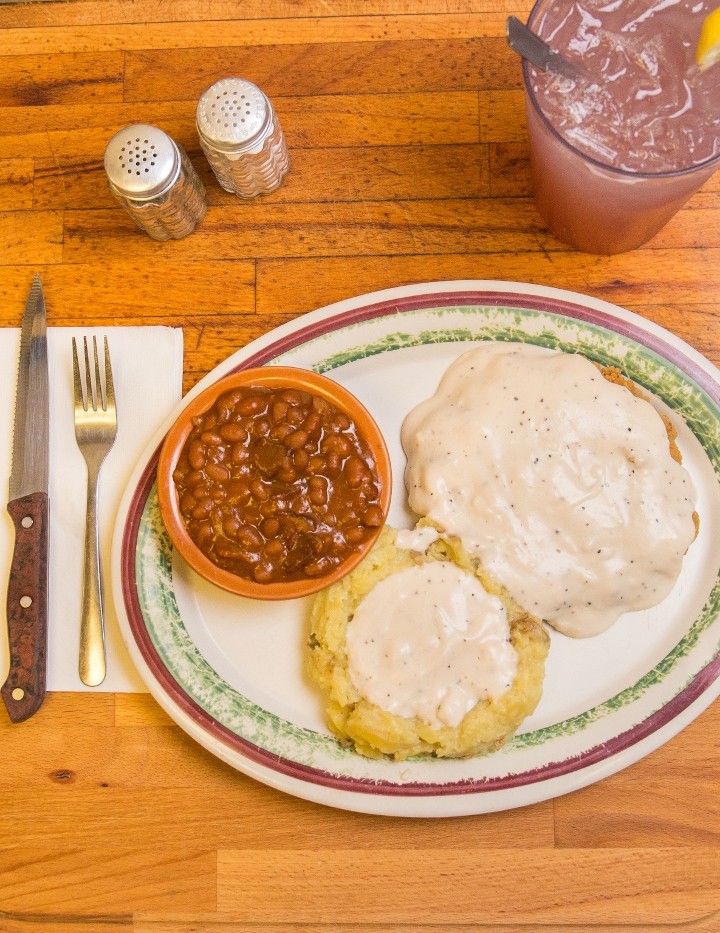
[0,326,183,692]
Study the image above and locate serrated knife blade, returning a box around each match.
[1,274,49,722]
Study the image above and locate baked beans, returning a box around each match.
[172,383,385,584]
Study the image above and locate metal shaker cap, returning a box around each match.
[104,124,180,200]
[196,78,274,154]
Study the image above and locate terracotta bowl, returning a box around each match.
[156,366,392,600]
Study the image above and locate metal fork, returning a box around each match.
[72,336,117,687]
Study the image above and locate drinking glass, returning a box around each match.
[522,0,720,255]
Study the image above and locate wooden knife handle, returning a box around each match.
[1,491,49,723]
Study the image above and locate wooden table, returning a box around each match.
[1,2,719,930]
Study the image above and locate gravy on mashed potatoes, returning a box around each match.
[346,558,517,730]
[307,525,549,760]
[401,343,697,638]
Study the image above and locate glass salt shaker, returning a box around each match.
[103,124,206,241]
[196,78,290,198]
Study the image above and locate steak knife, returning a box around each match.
[1,274,49,722]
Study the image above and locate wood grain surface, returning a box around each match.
[1,1,719,930]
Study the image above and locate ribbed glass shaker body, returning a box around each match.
[103,124,206,241]
[196,78,289,198]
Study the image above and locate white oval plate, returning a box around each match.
[111,281,720,817]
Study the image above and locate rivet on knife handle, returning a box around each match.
[1,491,49,722]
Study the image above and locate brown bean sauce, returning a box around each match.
[172,384,385,584]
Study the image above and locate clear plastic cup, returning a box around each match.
[522,0,720,255]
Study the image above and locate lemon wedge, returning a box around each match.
[696,6,720,70]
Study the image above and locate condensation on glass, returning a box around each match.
[103,124,206,240]
[196,78,290,198]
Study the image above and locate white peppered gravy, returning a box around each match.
[345,560,517,729]
[401,343,697,638]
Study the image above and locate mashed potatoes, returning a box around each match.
[307,524,549,761]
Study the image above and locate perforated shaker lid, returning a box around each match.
[196,78,274,153]
[103,124,180,200]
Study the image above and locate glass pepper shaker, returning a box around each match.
[103,124,206,241]
[196,78,290,198]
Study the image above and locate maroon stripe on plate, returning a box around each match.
[229,290,720,405]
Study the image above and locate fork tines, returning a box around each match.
[72,335,115,413]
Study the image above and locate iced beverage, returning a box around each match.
[523,0,720,254]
